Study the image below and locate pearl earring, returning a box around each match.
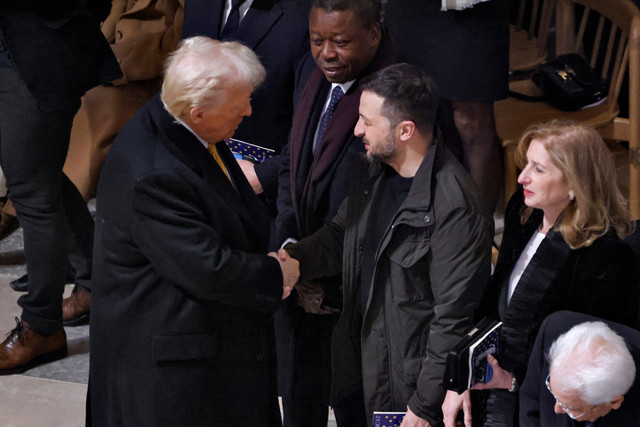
[569,191,575,201]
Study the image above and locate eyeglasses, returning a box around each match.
[545,374,587,420]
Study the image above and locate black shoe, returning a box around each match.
[9,275,29,292]
[9,269,76,293]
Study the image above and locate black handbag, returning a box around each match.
[531,53,608,111]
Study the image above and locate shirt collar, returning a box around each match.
[333,80,355,95]
[173,116,210,149]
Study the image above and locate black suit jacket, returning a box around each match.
[182,0,312,200]
[89,95,284,426]
[0,0,121,110]
[520,311,640,427]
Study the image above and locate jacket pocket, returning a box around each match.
[386,226,431,268]
[152,331,218,363]
[385,226,432,304]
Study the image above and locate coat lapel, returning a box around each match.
[500,221,572,372]
[234,0,281,48]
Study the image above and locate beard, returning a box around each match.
[365,131,397,164]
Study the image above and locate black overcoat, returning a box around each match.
[88,95,284,426]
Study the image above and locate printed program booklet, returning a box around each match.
[372,411,405,427]
[225,138,274,164]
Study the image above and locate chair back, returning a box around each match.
[510,0,556,73]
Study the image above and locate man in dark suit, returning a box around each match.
[88,37,299,426]
[273,0,396,425]
[182,0,312,203]
[0,0,121,374]
[520,311,640,426]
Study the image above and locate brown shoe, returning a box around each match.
[62,287,91,326]
[0,318,67,375]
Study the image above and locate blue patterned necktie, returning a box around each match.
[314,85,344,153]
[220,0,244,39]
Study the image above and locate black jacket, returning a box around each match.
[287,136,492,426]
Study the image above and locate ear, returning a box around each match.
[398,120,415,142]
[369,23,382,48]
[189,106,205,124]
[610,395,624,410]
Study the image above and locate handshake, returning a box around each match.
[268,249,299,299]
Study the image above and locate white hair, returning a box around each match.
[161,36,266,120]
[549,321,636,405]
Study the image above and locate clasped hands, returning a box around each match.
[268,248,299,299]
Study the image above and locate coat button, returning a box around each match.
[424,215,431,223]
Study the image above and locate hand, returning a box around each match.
[442,390,472,427]
[399,407,430,427]
[295,281,332,314]
[472,354,513,391]
[236,158,263,194]
[268,249,299,299]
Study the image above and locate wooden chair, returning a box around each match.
[495,0,640,219]
[509,0,556,74]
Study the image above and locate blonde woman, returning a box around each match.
[443,120,639,427]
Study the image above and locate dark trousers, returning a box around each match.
[276,303,339,427]
[0,67,93,335]
[332,388,367,427]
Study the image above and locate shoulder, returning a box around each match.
[574,230,634,264]
[108,100,189,179]
[433,148,488,219]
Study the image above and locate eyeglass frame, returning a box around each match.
[545,373,599,420]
